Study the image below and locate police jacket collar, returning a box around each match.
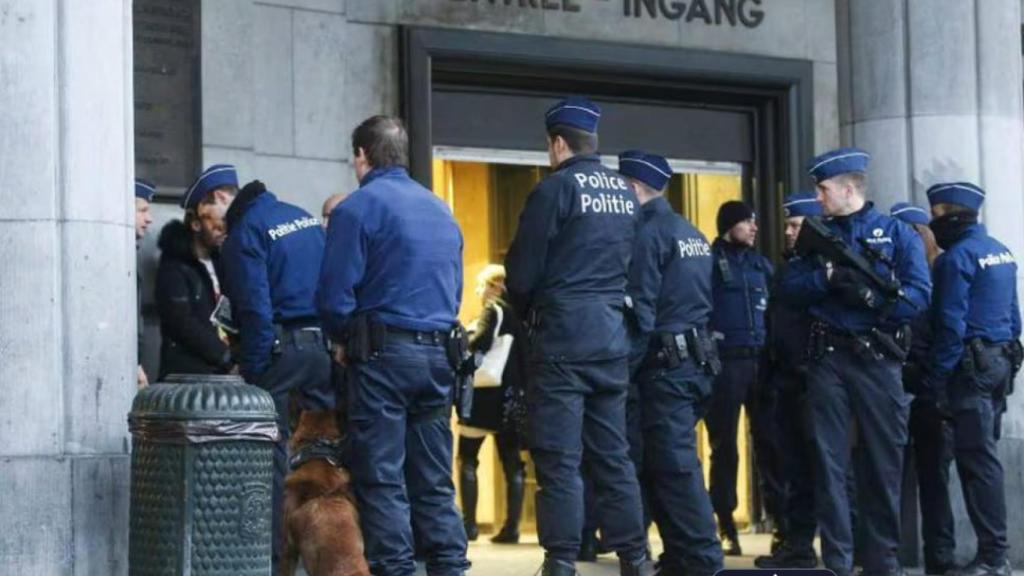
[359,166,408,188]
[554,153,600,172]
[713,236,751,255]
[225,187,273,232]
[641,196,672,220]
[830,200,875,227]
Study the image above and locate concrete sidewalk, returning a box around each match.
[298,533,1024,575]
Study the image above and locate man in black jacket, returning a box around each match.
[155,212,233,378]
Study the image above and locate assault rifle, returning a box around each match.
[794,216,919,311]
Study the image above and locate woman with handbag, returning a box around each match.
[458,264,528,544]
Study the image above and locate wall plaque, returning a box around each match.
[133,0,200,193]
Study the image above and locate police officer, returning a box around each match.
[505,97,650,576]
[622,150,723,576]
[317,116,469,576]
[185,164,335,570]
[707,199,776,556]
[755,192,822,569]
[779,148,931,576]
[890,202,956,576]
[925,183,1020,576]
[135,179,156,388]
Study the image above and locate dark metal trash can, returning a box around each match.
[128,375,279,576]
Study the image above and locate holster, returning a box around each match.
[686,329,721,376]
[968,338,991,373]
[447,323,474,421]
[344,315,386,363]
[870,327,909,362]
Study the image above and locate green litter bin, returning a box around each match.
[128,375,279,575]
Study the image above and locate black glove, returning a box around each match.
[829,266,879,309]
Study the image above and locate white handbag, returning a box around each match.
[473,305,514,388]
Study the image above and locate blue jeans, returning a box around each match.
[347,339,468,576]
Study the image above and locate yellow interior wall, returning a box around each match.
[432,159,500,527]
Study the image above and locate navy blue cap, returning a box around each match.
[782,191,822,218]
[618,150,672,191]
[181,164,238,210]
[926,182,985,212]
[807,147,871,183]
[545,96,601,134]
[135,178,156,202]
[890,202,931,226]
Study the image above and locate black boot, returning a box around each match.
[459,462,478,541]
[578,530,599,562]
[491,467,524,544]
[718,515,742,556]
[541,558,579,576]
[754,542,818,569]
[947,559,1012,576]
[620,557,656,576]
[770,527,785,555]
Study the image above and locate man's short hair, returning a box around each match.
[547,124,599,155]
[198,185,238,206]
[834,172,868,195]
[351,115,409,169]
[629,177,664,197]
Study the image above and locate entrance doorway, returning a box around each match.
[432,147,762,536]
[404,24,815,542]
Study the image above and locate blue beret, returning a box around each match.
[890,202,931,226]
[926,181,985,211]
[135,178,156,202]
[545,96,601,134]
[807,147,871,183]
[618,150,672,191]
[782,191,822,218]
[181,164,238,210]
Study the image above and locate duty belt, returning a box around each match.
[272,323,326,353]
[386,327,448,347]
[808,321,908,361]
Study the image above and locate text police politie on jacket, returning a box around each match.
[576,171,636,215]
[267,216,320,241]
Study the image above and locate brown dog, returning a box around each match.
[279,410,369,576]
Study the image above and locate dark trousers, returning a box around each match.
[907,397,956,567]
[706,352,782,528]
[347,339,469,576]
[253,330,335,568]
[527,358,647,564]
[806,349,909,575]
[948,348,1011,566]
[457,429,524,528]
[633,360,723,575]
[774,369,817,548]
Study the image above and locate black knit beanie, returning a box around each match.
[716,200,755,236]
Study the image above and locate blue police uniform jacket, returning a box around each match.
[317,166,463,339]
[710,238,773,349]
[221,191,325,380]
[505,154,639,362]
[768,255,814,372]
[627,196,713,340]
[930,223,1020,381]
[779,202,931,334]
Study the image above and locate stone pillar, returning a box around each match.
[838,0,1024,564]
[0,1,135,574]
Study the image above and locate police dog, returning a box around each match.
[279,410,369,576]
